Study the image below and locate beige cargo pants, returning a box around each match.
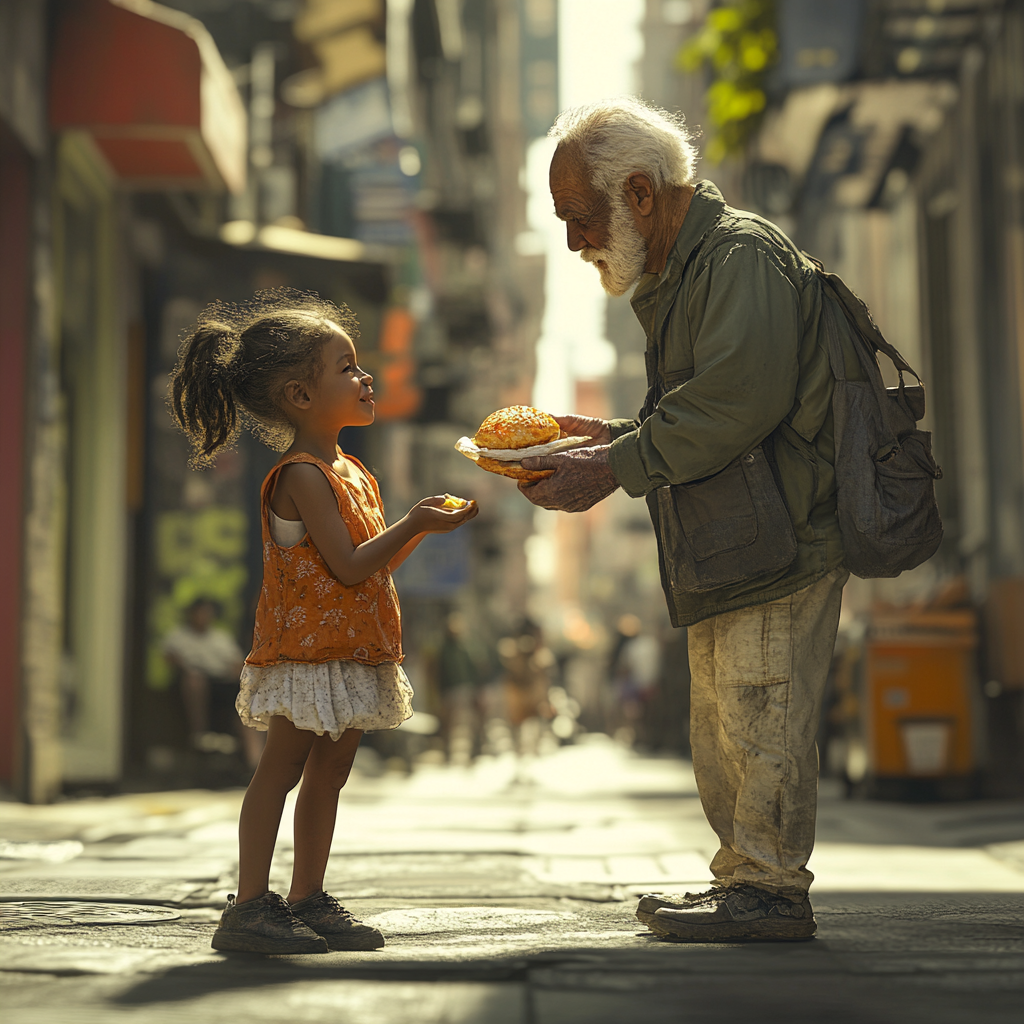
[687,567,848,894]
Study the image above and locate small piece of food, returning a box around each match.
[442,493,470,508]
[473,406,559,450]
[476,456,554,482]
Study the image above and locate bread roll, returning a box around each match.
[476,456,554,482]
[473,406,559,450]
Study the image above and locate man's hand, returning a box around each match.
[518,444,619,512]
[551,413,611,445]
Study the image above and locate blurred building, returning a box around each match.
[1,0,259,802]
[0,0,548,801]
[375,0,553,703]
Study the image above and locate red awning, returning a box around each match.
[50,0,247,194]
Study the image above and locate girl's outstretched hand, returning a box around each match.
[407,495,479,534]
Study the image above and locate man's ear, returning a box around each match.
[624,172,655,217]
[283,379,312,410]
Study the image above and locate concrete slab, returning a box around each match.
[1,977,527,1024]
[364,907,574,935]
[0,877,205,901]
[809,843,1024,891]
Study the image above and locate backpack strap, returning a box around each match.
[803,251,925,386]
[812,257,924,456]
[820,272,922,384]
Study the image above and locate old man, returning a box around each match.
[519,98,849,942]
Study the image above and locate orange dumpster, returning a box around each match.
[865,607,977,787]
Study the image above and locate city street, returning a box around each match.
[2,738,1023,1024]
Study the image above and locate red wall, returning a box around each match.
[0,123,30,785]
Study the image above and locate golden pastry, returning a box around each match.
[473,406,560,450]
[457,406,589,482]
[442,493,470,508]
[475,456,554,482]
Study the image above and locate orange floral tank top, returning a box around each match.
[246,449,403,667]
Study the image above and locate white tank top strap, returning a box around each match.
[269,509,306,547]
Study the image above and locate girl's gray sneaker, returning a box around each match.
[289,891,385,950]
[211,892,328,954]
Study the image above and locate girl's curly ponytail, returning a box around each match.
[170,322,242,465]
[169,289,360,466]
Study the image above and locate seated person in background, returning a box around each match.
[162,597,264,770]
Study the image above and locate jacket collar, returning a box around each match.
[630,180,727,339]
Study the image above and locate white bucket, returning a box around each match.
[900,719,952,775]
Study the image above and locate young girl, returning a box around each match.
[170,289,477,955]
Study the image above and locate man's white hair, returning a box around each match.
[549,97,698,195]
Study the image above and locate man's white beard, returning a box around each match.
[580,196,648,296]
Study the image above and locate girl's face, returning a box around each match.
[312,326,374,427]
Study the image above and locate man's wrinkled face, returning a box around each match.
[550,145,648,296]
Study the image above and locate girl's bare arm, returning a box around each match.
[388,534,427,572]
[276,464,475,586]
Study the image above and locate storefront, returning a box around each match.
[9,0,248,801]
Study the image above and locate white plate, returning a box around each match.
[454,435,593,462]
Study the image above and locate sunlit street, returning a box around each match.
[3,740,1023,1022]
[2,0,1024,1020]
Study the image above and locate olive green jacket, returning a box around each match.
[607,180,846,626]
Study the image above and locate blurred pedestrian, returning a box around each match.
[162,596,262,768]
[437,612,482,765]
[519,99,850,942]
[170,290,477,955]
[497,620,554,758]
[609,613,661,746]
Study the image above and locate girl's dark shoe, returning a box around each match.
[289,890,385,950]
[211,892,329,954]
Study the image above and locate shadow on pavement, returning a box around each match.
[103,891,1023,1024]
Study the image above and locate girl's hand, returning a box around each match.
[407,495,479,534]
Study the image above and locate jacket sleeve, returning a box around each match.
[608,417,639,441]
[608,240,801,497]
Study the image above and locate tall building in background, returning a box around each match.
[1,0,257,800]
[373,0,554,691]
[0,0,46,802]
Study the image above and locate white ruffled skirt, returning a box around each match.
[237,660,413,740]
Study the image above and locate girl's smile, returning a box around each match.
[316,327,375,427]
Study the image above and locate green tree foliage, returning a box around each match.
[677,0,777,163]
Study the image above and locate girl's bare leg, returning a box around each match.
[236,716,315,904]
[235,719,266,771]
[287,729,362,904]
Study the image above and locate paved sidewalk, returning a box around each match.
[2,737,1023,1023]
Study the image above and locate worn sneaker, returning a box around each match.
[289,891,385,951]
[211,892,329,954]
[636,888,722,930]
[648,884,816,942]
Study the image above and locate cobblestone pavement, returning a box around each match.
[2,737,1023,1023]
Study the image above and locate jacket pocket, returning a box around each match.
[654,447,798,594]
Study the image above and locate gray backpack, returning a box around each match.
[814,262,944,578]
